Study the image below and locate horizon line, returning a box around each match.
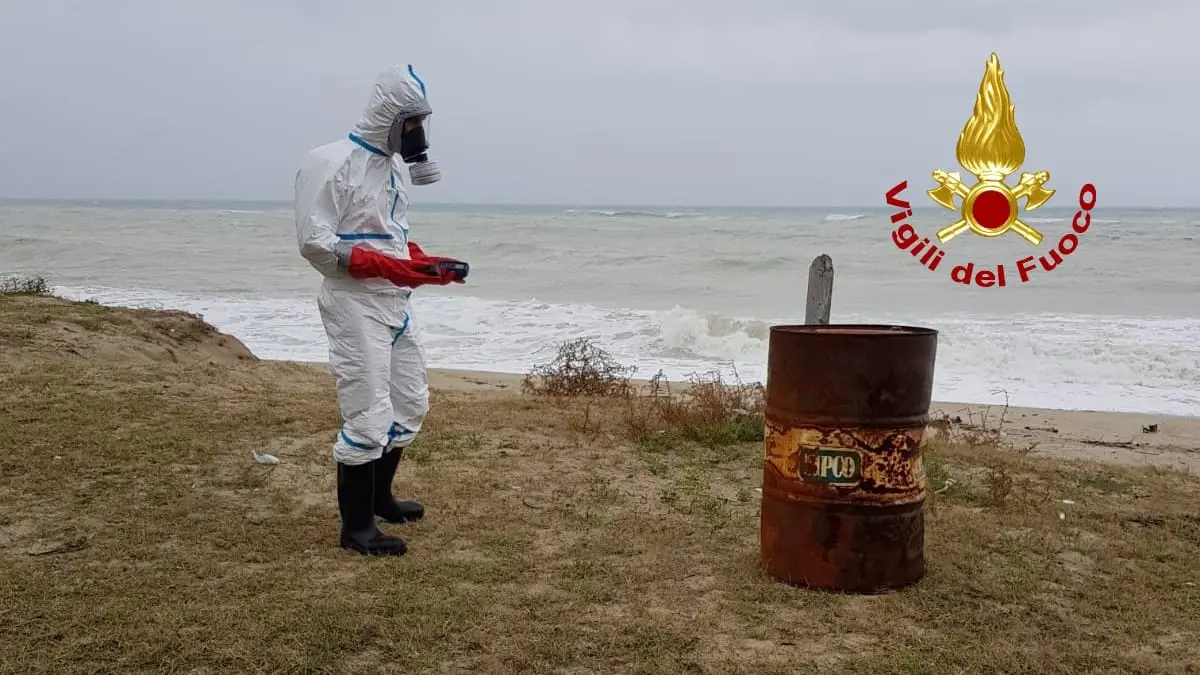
[2,197,1196,210]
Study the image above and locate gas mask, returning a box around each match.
[387,114,441,186]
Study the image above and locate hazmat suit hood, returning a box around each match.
[350,64,440,185]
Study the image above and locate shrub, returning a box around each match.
[523,338,764,449]
[0,275,51,296]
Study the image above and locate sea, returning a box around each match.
[2,200,1198,417]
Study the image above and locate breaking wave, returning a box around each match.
[562,209,706,219]
[53,284,1200,417]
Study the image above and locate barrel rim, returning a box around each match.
[769,324,937,337]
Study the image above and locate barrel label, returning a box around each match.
[799,447,862,487]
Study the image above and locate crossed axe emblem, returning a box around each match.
[928,169,1056,246]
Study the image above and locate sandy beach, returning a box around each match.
[3,289,1199,673]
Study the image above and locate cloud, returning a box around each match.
[422,1,1200,85]
[0,1,1196,205]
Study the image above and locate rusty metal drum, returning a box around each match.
[760,324,938,593]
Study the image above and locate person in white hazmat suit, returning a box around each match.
[293,63,469,556]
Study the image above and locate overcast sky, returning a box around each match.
[1,1,1197,206]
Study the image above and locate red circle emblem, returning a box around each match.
[971,189,1011,230]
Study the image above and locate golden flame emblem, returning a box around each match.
[928,53,1055,245]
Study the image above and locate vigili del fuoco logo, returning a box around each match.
[885,53,1098,287]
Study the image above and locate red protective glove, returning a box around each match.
[407,241,430,261]
[407,241,467,284]
[347,246,450,288]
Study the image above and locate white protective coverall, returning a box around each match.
[294,64,435,466]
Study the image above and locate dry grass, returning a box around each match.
[522,340,765,451]
[2,282,1199,674]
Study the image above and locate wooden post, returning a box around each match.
[805,255,833,325]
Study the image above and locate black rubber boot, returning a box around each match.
[373,447,425,524]
[337,461,407,556]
